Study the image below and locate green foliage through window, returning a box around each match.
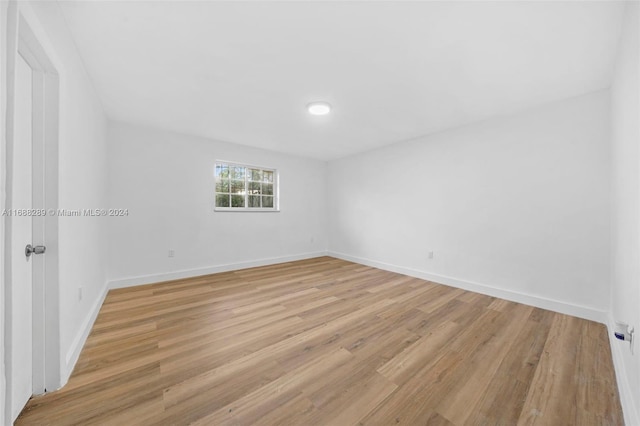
[215,162,278,210]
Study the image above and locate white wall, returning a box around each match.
[107,122,327,287]
[3,0,109,394]
[610,3,640,425]
[328,90,611,322]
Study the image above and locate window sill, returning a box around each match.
[214,208,280,213]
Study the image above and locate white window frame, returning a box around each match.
[214,160,279,212]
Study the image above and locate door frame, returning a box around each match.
[3,2,60,422]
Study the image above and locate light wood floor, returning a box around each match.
[17,257,623,425]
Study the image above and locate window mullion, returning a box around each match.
[215,162,277,211]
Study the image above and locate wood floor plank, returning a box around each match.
[436,305,534,424]
[377,319,460,384]
[518,316,580,425]
[16,256,623,425]
[190,348,354,425]
[469,312,553,425]
[313,371,397,426]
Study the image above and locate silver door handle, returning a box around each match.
[25,244,46,257]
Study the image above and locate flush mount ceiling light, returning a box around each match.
[307,101,332,116]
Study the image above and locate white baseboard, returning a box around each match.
[328,251,608,324]
[108,251,329,290]
[62,281,109,384]
[607,315,640,426]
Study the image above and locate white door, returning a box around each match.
[10,51,41,422]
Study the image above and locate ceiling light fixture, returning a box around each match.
[307,101,332,116]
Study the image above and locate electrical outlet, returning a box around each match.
[428,251,434,259]
[168,249,175,258]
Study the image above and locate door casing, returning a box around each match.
[3,3,61,423]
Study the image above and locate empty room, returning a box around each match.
[1,0,639,425]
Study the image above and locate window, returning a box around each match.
[215,162,278,211]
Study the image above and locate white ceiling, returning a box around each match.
[57,1,626,160]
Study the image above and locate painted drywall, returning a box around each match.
[0,1,9,422]
[106,122,327,287]
[57,1,626,161]
[328,90,611,321]
[24,2,109,383]
[610,3,640,425]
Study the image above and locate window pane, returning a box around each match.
[262,196,273,208]
[263,171,273,183]
[248,182,261,194]
[216,194,230,207]
[263,183,273,196]
[231,194,245,207]
[216,179,229,193]
[216,165,229,179]
[248,195,261,208]
[230,166,245,180]
[231,180,245,194]
[249,169,262,181]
